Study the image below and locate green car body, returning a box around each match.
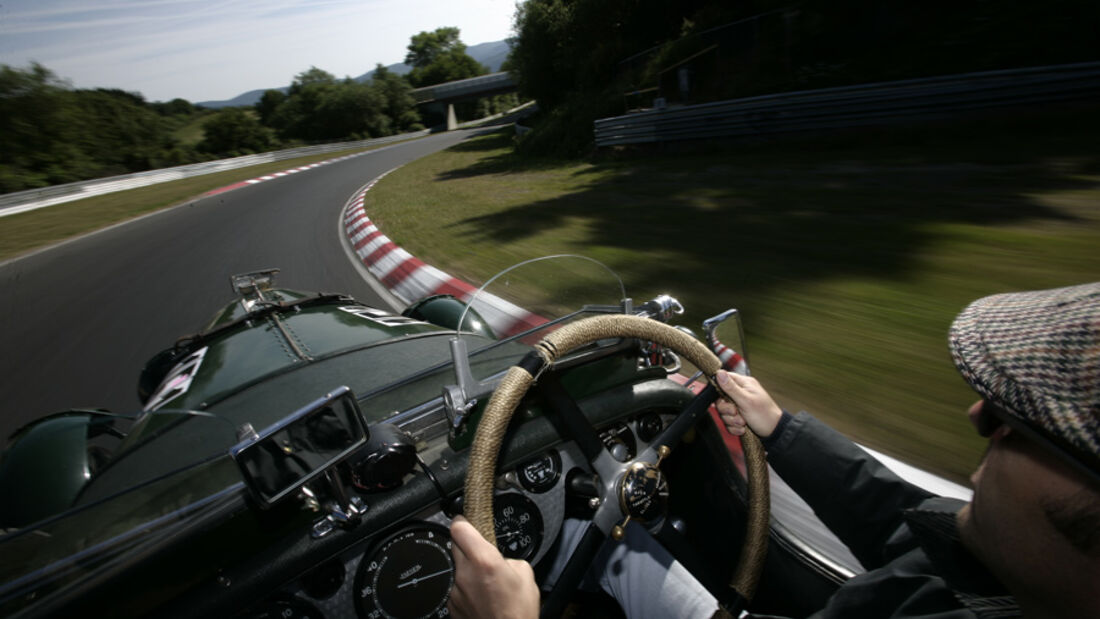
[0,275,702,618]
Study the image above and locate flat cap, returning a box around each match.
[949,282,1100,482]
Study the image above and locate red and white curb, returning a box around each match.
[204,151,377,197]
[342,171,546,338]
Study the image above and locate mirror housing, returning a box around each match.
[231,386,368,508]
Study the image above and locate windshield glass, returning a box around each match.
[457,254,628,381]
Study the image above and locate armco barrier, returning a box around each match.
[0,130,429,218]
[595,62,1100,146]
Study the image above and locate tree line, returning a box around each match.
[1,27,507,194]
[507,0,1100,156]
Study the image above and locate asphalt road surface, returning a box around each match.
[0,128,485,438]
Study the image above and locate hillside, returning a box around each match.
[198,39,510,108]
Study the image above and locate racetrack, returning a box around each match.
[0,128,486,438]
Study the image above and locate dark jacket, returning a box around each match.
[756,412,1020,619]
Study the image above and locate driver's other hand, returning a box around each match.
[715,370,783,439]
[449,515,539,619]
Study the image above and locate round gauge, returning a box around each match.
[600,422,636,461]
[636,413,665,443]
[516,450,561,493]
[493,493,544,561]
[354,523,454,619]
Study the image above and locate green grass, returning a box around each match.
[0,141,414,262]
[365,109,1100,482]
[171,112,217,146]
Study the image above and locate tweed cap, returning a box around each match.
[949,282,1100,482]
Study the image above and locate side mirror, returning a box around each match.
[231,386,368,508]
[703,309,749,375]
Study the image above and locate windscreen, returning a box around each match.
[457,255,628,381]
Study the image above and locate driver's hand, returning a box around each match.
[449,515,539,619]
[715,370,783,439]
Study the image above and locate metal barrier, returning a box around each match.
[594,62,1100,147]
[0,130,429,217]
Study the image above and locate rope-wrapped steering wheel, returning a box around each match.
[462,314,770,604]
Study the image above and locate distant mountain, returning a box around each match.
[466,40,512,72]
[198,39,511,109]
[199,87,288,109]
[352,62,412,84]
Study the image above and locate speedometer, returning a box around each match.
[354,523,453,619]
[493,492,543,561]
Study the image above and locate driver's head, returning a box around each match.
[948,282,1100,616]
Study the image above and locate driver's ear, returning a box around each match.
[970,400,1005,437]
[990,424,1013,443]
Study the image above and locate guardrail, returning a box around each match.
[0,130,430,218]
[594,62,1100,147]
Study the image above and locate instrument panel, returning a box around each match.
[257,444,579,619]
[354,523,454,619]
[246,411,669,619]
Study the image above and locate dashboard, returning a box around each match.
[242,411,673,619]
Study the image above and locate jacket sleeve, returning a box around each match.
[764,412,937,570]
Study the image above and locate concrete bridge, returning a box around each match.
[411,72,517,130]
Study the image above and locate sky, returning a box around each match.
[0,0,516,103]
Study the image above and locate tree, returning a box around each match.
[288,66,339,93]
[198,108,273,155]
[405,27,465,68]
[371,64,422,131]
[315,79,388,139]
[0,63,86,190]
[255,89,287,125]
[404,28,488,87]
[509,0,576,109]
[262,67,394,141]
[151,98,197,116]
[0,63,208,191]
[267,67,340,140]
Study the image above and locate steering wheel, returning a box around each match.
[463,314,770,614]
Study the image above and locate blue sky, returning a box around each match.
[0,0,516,103]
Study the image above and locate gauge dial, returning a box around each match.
[493,493,543,561]
[355,523,453,619]
[635,413,665,443]
[600,422,636,461]
[516,450,561,494]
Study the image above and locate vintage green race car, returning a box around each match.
[0,256,915,618]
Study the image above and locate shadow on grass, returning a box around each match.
[434,112,1099,318]
[437,131,584,177]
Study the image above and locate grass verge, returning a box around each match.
[0,140,416,262]
[365,108,1100,482]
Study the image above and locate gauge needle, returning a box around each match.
[397,568,451,588]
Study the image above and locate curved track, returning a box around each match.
[0,129,483,436]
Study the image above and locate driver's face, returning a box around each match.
[957,401,1096,593]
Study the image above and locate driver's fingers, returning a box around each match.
[715,370,743,399]
[450,515,498,566]
[714,395,746,435]
[718,411,747,435]
[449,516,488,618]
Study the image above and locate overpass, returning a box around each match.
[411,72,517,130]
